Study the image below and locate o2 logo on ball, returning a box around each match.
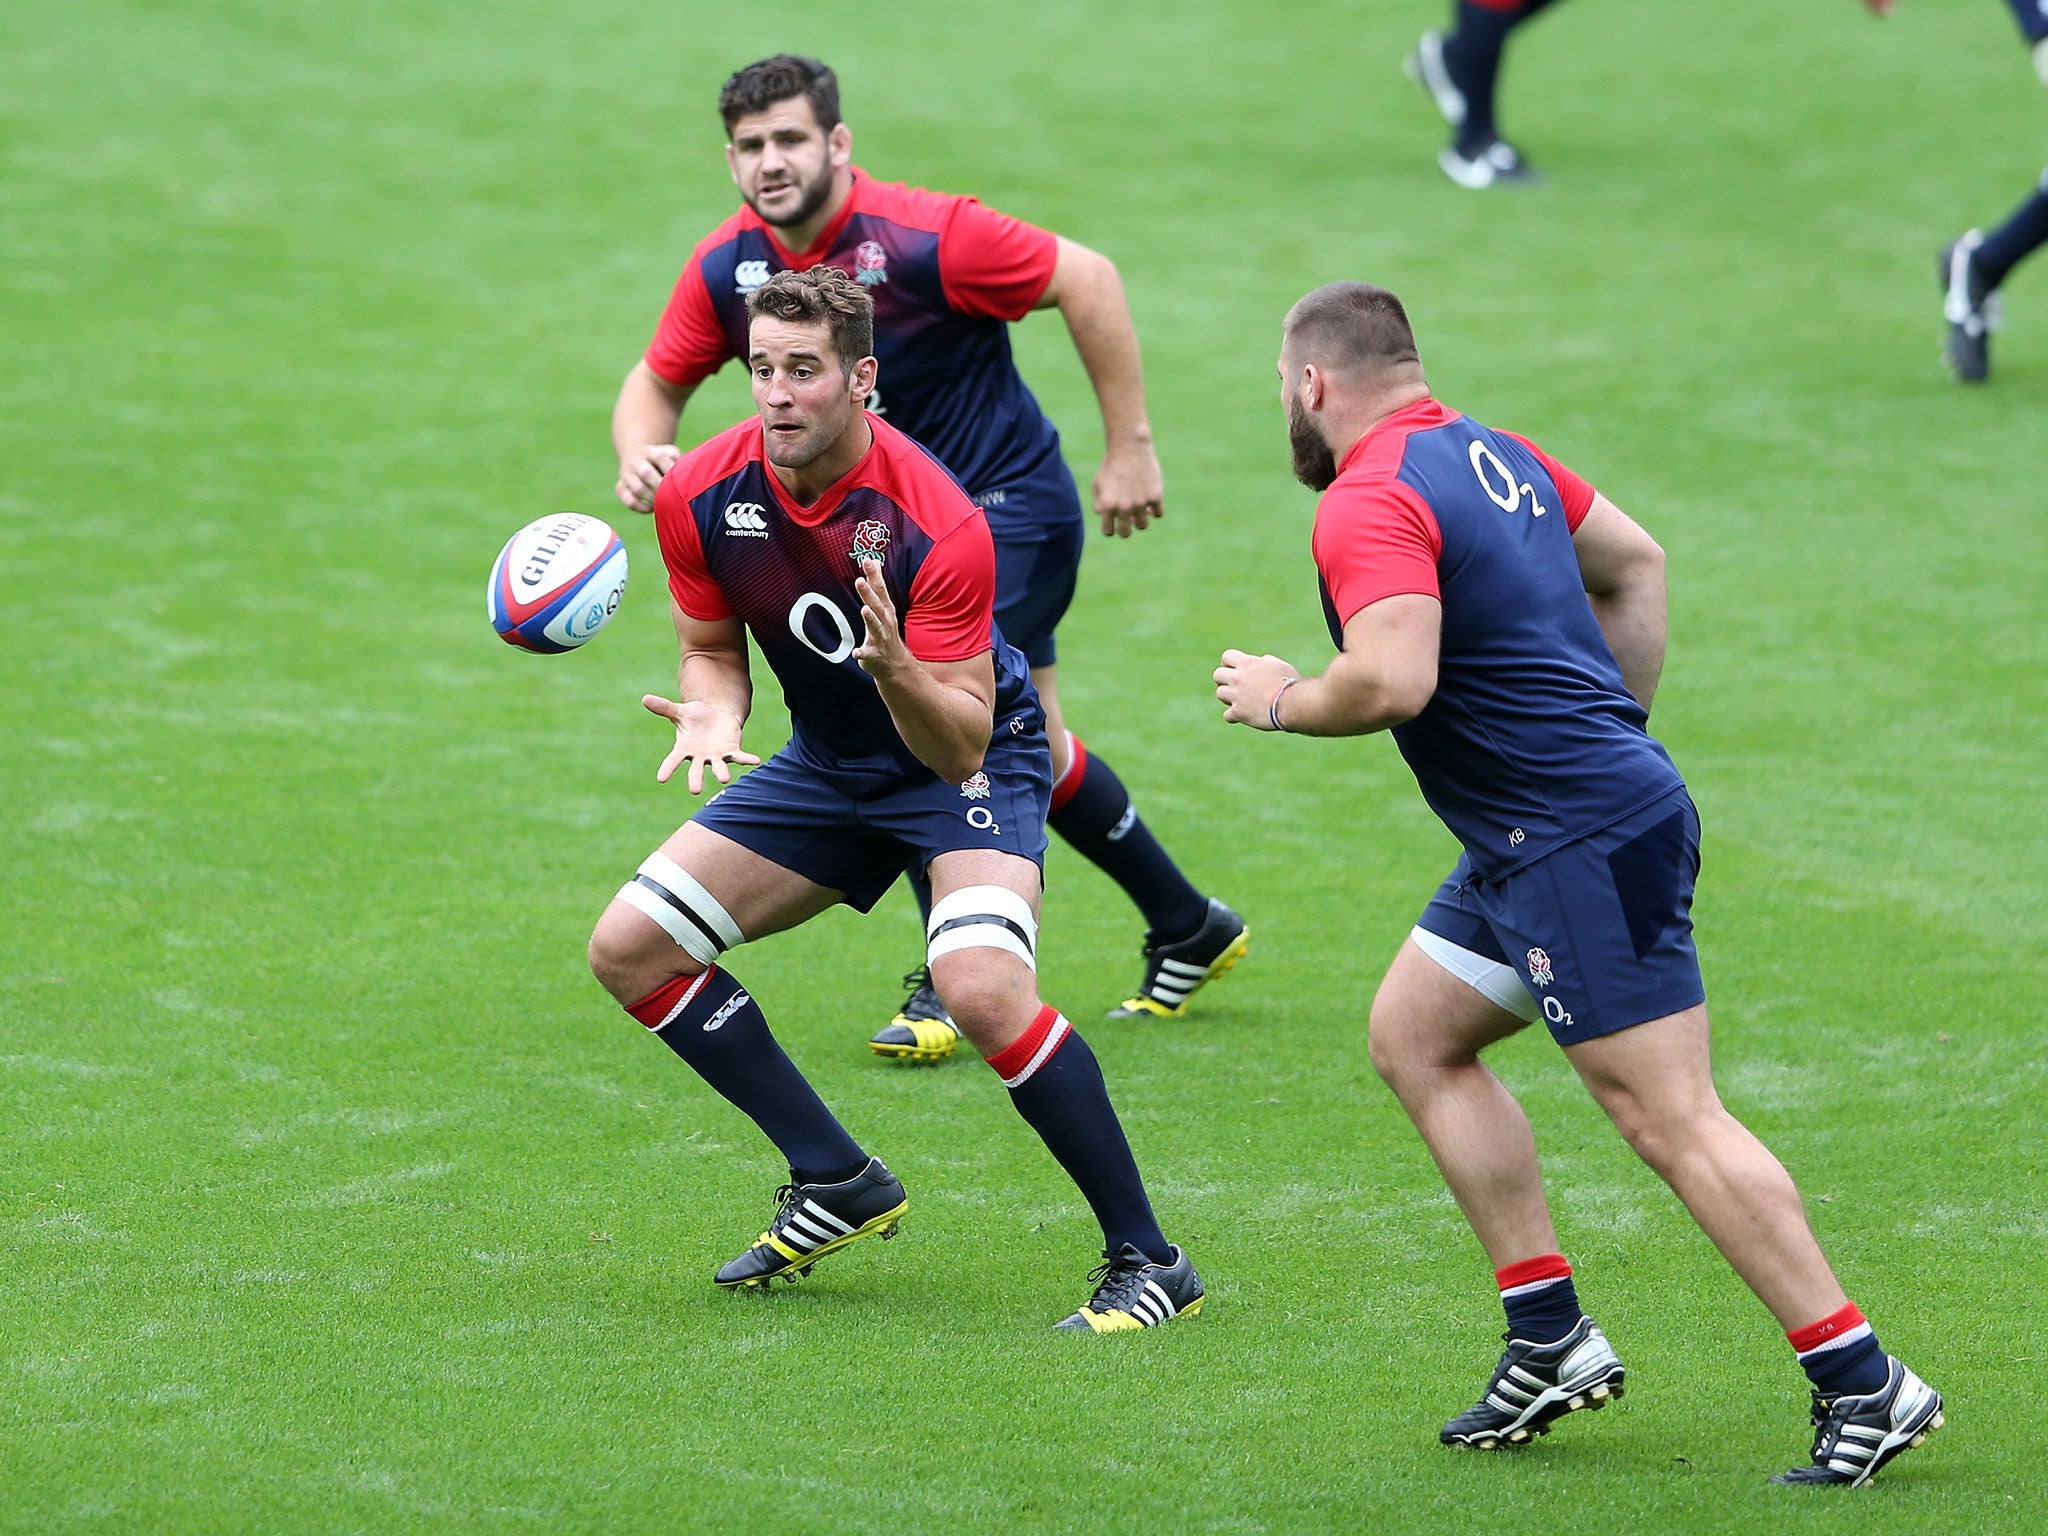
[488,513,629,654]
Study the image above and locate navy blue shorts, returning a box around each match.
[2007,0,2048,46]
[1416,790,1705,1045]
[689,703,1053,914]
[992,516,1085,670]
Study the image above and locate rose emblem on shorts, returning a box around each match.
[852,239,889,287]
[1526,947,1554,988]
[851,519,890,565]
[959,771,991,800]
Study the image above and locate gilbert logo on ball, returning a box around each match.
[488,513,629,653]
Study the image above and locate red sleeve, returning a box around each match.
[903,518,996,662]
[1311,480,1443,628]
[1500,431,1596,530]
[937,197,1059,320]
[653,471,734,621]
[644,257,736,389]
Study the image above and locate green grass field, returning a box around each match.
[6,1,2046,1530]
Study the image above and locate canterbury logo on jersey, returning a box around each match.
[723,502,769,537]
[734,259,771,294]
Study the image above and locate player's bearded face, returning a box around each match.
[729,103,840,231]
[1287,387,1337,491]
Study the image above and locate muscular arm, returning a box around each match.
[641,602,758,792]
[612,361,698,514]
[1034,236,1163,537]
[1571,493,1667,712]
[852,559,996,783]
[1215,594,1441,738]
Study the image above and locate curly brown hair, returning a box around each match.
[745,266,875,372]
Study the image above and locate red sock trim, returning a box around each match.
[625,967,715,1030]
[987,1004,1069,1085]
[1787,1301,1866,1355]
[1048,732,1088,814]
[1467,0,1523,11]
[1495,1254,1573,1292]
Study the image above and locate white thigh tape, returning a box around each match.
[927,884,1038,971]
[1411,925,1540,1022]
[617,852,744,966]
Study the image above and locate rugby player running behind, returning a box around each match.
[1214,282,1941,1484]
[587,266,1203,1331]
[612,56,1246,1061]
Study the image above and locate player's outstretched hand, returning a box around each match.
[616,444,682,515]
[853,559,912,681]
[1093,441,1164,538]
[1215,648,1301,732]
[642,694,758,794]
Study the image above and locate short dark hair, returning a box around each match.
[1283,282,1422,375]
[746,266,874,370]
[719,55,841,135]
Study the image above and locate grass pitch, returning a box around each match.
[5,1,2045,1531]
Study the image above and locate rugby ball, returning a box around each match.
[488,513,628,653]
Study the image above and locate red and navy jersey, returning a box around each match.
[1313,398,1683,880]
[655,410,1035,777]
[645,169,1069,541]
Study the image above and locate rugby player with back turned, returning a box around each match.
[1214,281,1942,1484]
[586,265,1203,1332]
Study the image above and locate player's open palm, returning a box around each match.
[642,694,758,794]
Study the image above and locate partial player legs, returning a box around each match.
[925,847,1202,1329]
[1562,1003,1848,1330]
[589,823,898,1286]
[1409,0,1558,187]
[1367,936,1561,1268]
[1035,667,1249,1021]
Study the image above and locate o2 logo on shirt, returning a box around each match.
[788,592,857,664]
[1469,440,1550,520]
[734,259,771,295]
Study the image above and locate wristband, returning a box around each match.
[1268,677,1300,732]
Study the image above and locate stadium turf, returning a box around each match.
[4,1,2044,1529]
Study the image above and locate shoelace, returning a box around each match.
[757,1182,803,1243]
[1083,1252,1151,1311]
[899,965,932,993]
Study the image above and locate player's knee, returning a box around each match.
[929,951,1037,1042]
[1367,986,1461,1085]
[586,906,691,1003]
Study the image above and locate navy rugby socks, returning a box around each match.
[1049,734,1209,946]
[1443,0,1562,148]
[1789,1302,1892,1399]
[988,1006,1172,1266]
[1976,174,2048,288]
[628,966,868,1179]
[1496,1254,1585,1345]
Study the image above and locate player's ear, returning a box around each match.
[829,121,852,168]
[850,354,879,402]
[725,142,741,187]
[1301,363,1326,413]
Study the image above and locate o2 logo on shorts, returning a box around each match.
[1542,996,1574,1030]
